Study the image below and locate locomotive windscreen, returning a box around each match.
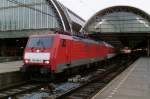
[27,37,53,48]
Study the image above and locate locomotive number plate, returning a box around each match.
[31,59,43,63]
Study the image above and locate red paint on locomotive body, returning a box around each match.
[23,32,116,74]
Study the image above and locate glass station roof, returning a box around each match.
[0,0,62,31]
[0,0,85,38]
[83,6,150,33]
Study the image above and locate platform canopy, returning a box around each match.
[81,6,150,50]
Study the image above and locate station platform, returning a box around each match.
[92,57,150,99]
[0,61,23,89]
[0,61,23,73]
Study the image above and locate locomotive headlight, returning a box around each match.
[25,59,29,63]
[44,60,49,64]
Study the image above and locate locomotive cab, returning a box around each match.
[24,36,53,64]
[22,34,56,76]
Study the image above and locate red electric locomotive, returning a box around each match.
[21,33,116,79]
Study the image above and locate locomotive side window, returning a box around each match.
[61,39,66,47]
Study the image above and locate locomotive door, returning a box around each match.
[62,39,71,65]
[66,40,71,65]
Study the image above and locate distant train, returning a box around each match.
[21,32,116,79]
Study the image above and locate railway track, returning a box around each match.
[0,81,45,99]
[45,55,138,99]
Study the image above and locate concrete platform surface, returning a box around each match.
[0,61,23,73]
[92,57,150,99]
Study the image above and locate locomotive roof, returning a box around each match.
[29,33,104,45]
[29,33,56,37]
